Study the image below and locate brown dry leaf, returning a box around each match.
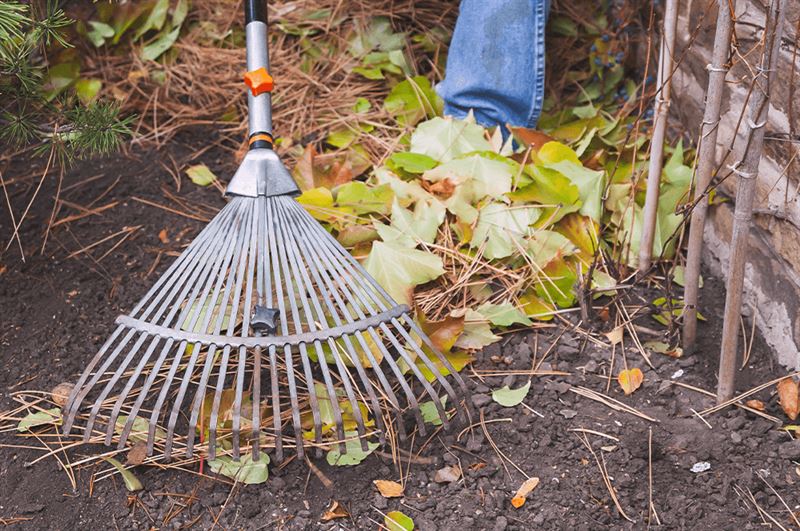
[321,500,349,521]
[126,441,147,466]
[511,476,540,508]
[419,313,465,354]
[617,368,644,395]
[604,326,623,345]
[509,127,554,150]
[777,378,800,420]
[50,382,74,407]
[158,229,169,244]
[745,399,766,411]
[373,479,404,498]
[426,178,456,198]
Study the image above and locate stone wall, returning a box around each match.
[670,0,800,367]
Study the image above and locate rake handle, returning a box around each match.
[243,0,273,147]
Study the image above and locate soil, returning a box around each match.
[2,130,799,530]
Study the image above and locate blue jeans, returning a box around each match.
[437,0,549,129]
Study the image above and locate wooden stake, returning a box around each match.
[717,0,787,403]
[682,0,734,351]
[638,0,680,273]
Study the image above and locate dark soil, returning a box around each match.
[2,131,799,530]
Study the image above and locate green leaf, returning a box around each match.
[491,380,531,407]
[186,164,217,186]
[384,199,445,246]
[525,230,577,268]
[537,142,605,222]
[335,182,394,216]
[353,66,384,80]
[43,61,80,102]
[389,152,438,174]
[477,302,532,327]
[115,414,167,443]
[410,116,491,162]
[86,20,115,47]
[326,434,379,466]
[509,166,581,227]
[348,17,405,56]
[133,0,169,40]
[364,241,444,305]
[384,76,442,126]
[17,408,61,432]
[141,25,180,61]
[354,97,371,113]
[171,0,189,28]
[385,510,415,531]
[207,453,269,484]
[75,78,102,104]
[326,128,358,148]
[453,309,501,350]
[103,457,143,492]
[420,396,448,426]
[470,203,539,260]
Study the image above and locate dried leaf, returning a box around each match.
[643,340,683,358]
[17,408,61,432]
[433,465,461,483]
[511,476,540,508]
[50,382,74,407]
[777,378,800,420]
[745,399,766,411]
[373,479,404,498]
[126,442,147,466]
[321,500,349,521]
[158,229,169,244]
[605,326,623,345]
[103,457,143,492]
[617,368,644,395]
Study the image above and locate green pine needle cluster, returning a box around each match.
[0,1,132,163]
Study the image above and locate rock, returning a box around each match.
[726,416,748,431]
[471,394,492,408]
[433,465,461,483]
[493,516,508,531]
[559,409,578,419]
[731,432,743,444]
[466,437,483,453]
[583,360,598,372]
[373,493,388,510]
[474,383,491,394]
[778,440,800,460]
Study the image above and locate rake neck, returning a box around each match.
[226,1,300,198]
[244,1,272,144]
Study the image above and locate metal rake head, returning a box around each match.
[62,193,471,461]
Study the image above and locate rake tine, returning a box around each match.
[273,199,368,451]
[312,341,348,453]
[275,201,383,442]
[146,339,190,456]
[297,343,322,455]
[251,195,268,460]
[208,344,233,460]
[83,331,150,441]
[232,197,261,460]
[286,202,423,435]
[164,199,252,457]
[279,344,304,459]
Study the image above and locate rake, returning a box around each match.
[62,1,470,462]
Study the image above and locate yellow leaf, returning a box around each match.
[745,399,766,411]
[373,479,404,498]
[511,476,540,508]
[604,326,623,345]
[778,378,800,420]
[617,368,643,395]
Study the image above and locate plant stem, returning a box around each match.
[718,0,787,403]
[638,0,680,273]
[682,0,734,351]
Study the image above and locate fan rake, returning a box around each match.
[62,1,470,462]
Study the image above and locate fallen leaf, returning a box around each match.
[419,396,448,426]
[103,457,143,491]
[50,382,74,407]
[326,435,379,466]
[126,442,147,466]
[778,378,800,420]
[509,127,554,149]
[321,500,349,521]
[643,340,683,358]
[384,510,414,531]
[207,453,270,484]
[433,465,461,483]
[17,408,61,432]
[605,326,623,345]
[511,476,540,508]
[373,479,404,498]
[745,399,766,411]
[186,164,217,186]
[158,229,169,244]
[491,381,531,407]
[617,368,644,395]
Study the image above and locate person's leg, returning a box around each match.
[437,0,549,129]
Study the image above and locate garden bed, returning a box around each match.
[2,131,798,529]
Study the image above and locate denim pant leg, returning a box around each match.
[437,0,549,129]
